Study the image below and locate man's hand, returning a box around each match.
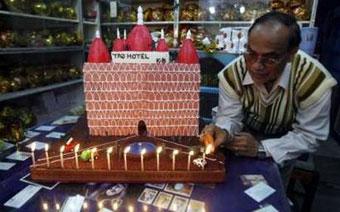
[199,124,231,152]
[226,132,258,157]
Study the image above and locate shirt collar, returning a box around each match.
[242,63,291,90]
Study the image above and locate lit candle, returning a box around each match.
[124,146,130,171]
[45,144,50,167]
[83,202,88,209]
[55,203,60,210]
[91,148,97,169]
[156,146,162,171]
[60,145,65,168]
[128,205,134,212]
[74,144,80,169]
[42,202,48,211]
[202,144,212,170]
[113,201,118,211]
[107,147,113,170]
[172,149,179,171]
[66,137,73,145]
[187,150,194,170]
[31,142,36,166]
[141,148,146,171]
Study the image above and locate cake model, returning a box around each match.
[30,6,226,183]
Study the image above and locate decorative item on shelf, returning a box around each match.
[112,28,125,51]
[3,0,30,13]
[156,29,169,52]
[163,4,174,21]
[176,30,199,64]
[127,6,152,51]
[87,30,110,63]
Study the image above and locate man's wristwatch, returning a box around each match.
[257,143,267,159]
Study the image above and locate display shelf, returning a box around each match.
[0,10,79,23]
[179,20,311,26]
[0,46,83,55]
[0,79,83,102]
[101,21,175,26]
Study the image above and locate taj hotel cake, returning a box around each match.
[30,7,226,183]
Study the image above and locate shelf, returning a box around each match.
[180,20,311,26]
[0,46,83,54]
[0,79,83,102]
[101,21,175,26]
[0,10,79,23]
[84,21,97,25]
[200,86,219,94]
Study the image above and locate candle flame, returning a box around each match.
[60,145,65,153]
[66,137,73,145]
[156,146,163,154]
[189,150,194,156]
[74,144,80,152]
[205,144,212,154]
[141,148,146,155]
[91,147,97,153]
[83,202,88,209]
[45,144,49,152]
[42,202,48,210]
[55,203,60,210]
[107,147,113,154]
[113,202,118,210]
[31,142,36,151]
[124,146,131,154]
[173,149,179,155]
[128,205,134,212]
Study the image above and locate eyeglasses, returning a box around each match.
[243,50,287,67]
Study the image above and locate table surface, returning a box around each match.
[0,118,290,212]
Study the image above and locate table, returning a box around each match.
[0,118,290,212]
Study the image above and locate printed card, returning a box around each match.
[244,182,276,203]
[35,125,56,131]
[4,185,41,208]
[165,183,194,197]
[241,174,268,186]
[169,195,189,212]
[6,151,31,161]
[153,192,173,209]
[24,131,40,138]
[187,199,206,212]
[137,188,158,204]
[26,141,46,150]
[253,204,279,212]
[52,115,80,125]
[20,173,60,190]
[145,183,166,190]
[61,194,85,212]
[0,162,16,170]
[45,132,65,139]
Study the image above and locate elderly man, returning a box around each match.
[201,11,337,185]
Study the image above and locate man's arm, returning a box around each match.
[261,89,332,165]
[214,81,244,135]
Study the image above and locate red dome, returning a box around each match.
[87,36,110,63]
[112,38,125,51]
[156,39,169,52]
[177,38,199,64]
[127,25,153,51]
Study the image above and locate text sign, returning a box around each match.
[111,51,169,64]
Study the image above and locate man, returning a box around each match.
[201,11,337,185]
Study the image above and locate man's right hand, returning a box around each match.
[199,124,232,152]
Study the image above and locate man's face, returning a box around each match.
[245,23,294,86]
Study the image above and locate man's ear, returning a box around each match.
[287,47,299,61]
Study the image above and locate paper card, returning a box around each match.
[61,194,85,212]
[169,195,189,212]
[153,192,173,209]
[20,173,60,190]
[6,151,31,161]
[4,185,41,208]
[164,183,194,197]
[253,205,279,212]
[187,199,205,212]
[45,132,65,139]
[52,115,80,125]
[24,131,41,138]
[35,125,56,131]
[244,182,276,203]
[241,175,268,186]
[0,162,16,170]
[26,141,46,150]
[1,141,14,151]
[145,183,166,190]
[137,188,158,204]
